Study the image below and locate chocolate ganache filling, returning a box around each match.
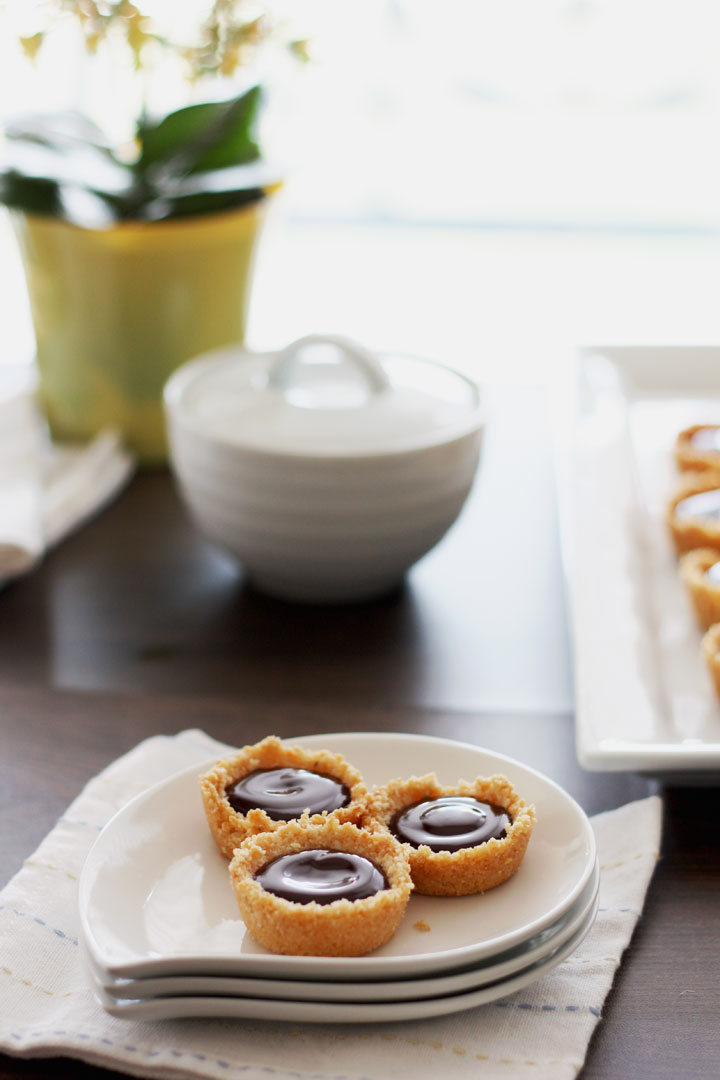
[392,796,511,853]
[226,767,350,820]
[255,849,387,905]
[674,489,720,522]
[689,428,720,454]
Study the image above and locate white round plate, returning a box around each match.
[92,896,598,1024]
[95,859,599,1003]
[80,733,596,982]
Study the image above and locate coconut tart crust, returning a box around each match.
[200,736,367,858]
[675,425,720,473]
[679,548,720,630]
[667,471,720,556]
[701,624,720,702]
[229,817,413,956]
[364,773,535,896]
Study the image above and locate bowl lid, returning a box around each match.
[166,334,482,457]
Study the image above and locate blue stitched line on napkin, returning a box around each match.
[0,905,78,946]
[57,817,104,831]
[493,1002,601,1016]
[597,906,638,914]
[10,1033,377,1079]
[10,1021,601,1079]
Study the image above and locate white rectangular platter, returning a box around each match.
[555,345,720,780]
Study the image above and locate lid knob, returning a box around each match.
[267,334,391,402]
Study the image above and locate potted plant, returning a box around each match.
[0,2,303,464]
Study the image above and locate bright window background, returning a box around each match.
[2,1,720,381]
[266,0,720,232]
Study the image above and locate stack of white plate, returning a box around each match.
[79,734,599,1024]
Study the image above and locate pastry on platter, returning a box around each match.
[701,624,720,702]
[675,425,720,472]
[229,817,413,956]
[679,548,720,630]
[364,773,535,896]
[200,736,367,858]
[667,472,720,556]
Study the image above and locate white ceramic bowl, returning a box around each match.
[164,335,484,603]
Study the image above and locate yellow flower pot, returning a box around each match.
[12,199,270,465]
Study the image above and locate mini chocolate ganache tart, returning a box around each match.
[365,774,535,896]
[667,472,720,556]
[200,736,367,859]
[679,548,720,630]
[701,624,720,703]
[675,424,720,472]
[229,817,413,956]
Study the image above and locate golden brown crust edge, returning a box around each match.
[679,548,720,630]
[364,774,536,897]
[667,471,720,556]
[701,624,720,702]
[675,425,720,472]
[229,817,413,956]
[199,736,367,859]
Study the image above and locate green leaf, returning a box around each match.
[134,159,276,220]
[2,136,132,197]
[0,111,133,223]
[0,97,270,225]
[136,86,262,178]
[139,185,266,221]
[0,171,62,217]
[5,111,113,154]
[0,168,126,226]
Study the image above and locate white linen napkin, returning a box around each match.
[0,730,661,1080]
[0,385,135,585]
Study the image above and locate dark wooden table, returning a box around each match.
[1,403,719,1079]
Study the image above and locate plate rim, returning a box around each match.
[79,731,597,980]
[91,893,599,1023]
[91,858,600,1003]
